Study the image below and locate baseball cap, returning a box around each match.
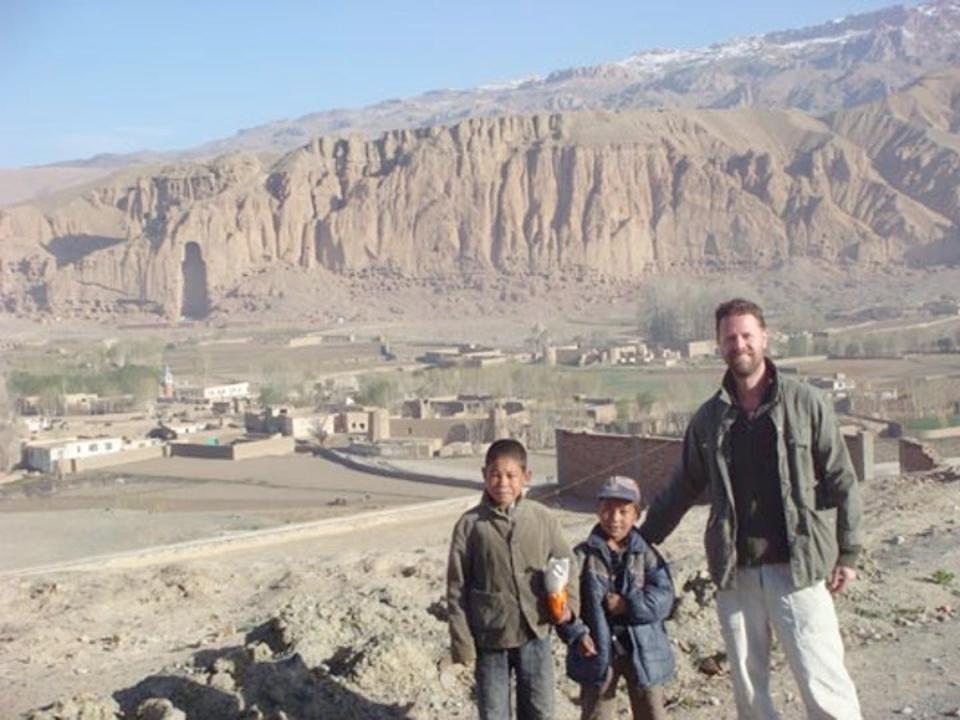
[597,475,641,504]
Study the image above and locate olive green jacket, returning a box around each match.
[447,493,577,663]
[641,362,863,591]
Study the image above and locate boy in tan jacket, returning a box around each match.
[447,438,577,720]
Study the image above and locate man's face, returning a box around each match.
[483,456,529,508]
[718,312,768,379]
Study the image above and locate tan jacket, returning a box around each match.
[446,493,577,663]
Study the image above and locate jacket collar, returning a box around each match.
[480,491,525,518]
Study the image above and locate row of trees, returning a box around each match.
[635,278,767,343]
[6,364,162,417]
[0,363,18,471]
[633,275,960,357]
[818,326,960,358]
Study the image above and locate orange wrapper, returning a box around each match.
[546,588,568,624]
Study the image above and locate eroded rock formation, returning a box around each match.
[1,80,959,318]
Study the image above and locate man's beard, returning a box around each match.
[727,351,763,378]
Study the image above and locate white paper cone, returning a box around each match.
[544,556,570,593]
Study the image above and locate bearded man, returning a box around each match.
[640,298,862,719]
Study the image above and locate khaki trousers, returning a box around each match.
[716,563,862,719]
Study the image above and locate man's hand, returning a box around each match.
[578,633,598,657]
[828,564,857,595]
[604,592,627,616]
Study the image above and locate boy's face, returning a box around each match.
[598,498,639,545]
[483,456,530,508]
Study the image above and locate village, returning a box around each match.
[5,308,960,506]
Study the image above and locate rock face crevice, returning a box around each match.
[1,82,959,317]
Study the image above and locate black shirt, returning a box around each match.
[727,375,791,567]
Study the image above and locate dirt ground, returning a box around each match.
[2,464,958,719]
[3,262,960,718]
[0,454,479,572]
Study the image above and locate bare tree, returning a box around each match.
[0,362,20,471]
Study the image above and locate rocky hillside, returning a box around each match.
[1,72,959,319]
[8,469,960,719]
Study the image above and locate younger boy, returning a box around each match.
[447,438,577,720]
[560,476,675,720]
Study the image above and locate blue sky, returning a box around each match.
[2,0,904,168]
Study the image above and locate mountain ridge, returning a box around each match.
[2,4,960,320]
[186,0,960,159]
[6,0,958,180]
[2,71,959,319]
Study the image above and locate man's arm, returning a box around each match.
[811,391,863,591]
[446,518,475,664]
[640,422,708,545]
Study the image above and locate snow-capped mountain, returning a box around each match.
[188,0,960,157]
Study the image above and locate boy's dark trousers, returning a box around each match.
[579,654,666,720]
[475,635,554,720]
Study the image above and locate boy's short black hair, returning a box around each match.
[484,438,527,470]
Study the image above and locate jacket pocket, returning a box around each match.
[468,588,514,638]
[785,429,817,508]
[633,623,676,686]
[804,507,839,581]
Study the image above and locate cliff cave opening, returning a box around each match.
[181,242,210,319]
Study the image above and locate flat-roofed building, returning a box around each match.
[23,436,125,473]
[684,339,717,359]
[178,382,251,403]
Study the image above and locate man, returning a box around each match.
[640,298,862,719]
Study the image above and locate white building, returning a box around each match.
[23,436,125,474]
[21,417,52,433]
[810,373,856,396]
[178,382,251,402]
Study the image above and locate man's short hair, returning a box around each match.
[715,298,766,335]
[484,438,527,469]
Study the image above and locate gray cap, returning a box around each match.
[597,475,641,504]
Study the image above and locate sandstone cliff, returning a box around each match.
[1,89,958,318]
[828,70,960,265]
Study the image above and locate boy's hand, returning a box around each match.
[604,592,627,616]
[438,655,473,690]
[546,588,570,624]
[578,633,598,657]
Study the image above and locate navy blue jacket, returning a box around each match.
[559,525,675,688]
